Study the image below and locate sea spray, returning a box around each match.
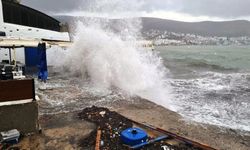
[48,0,173,108]
[66,22,172,107]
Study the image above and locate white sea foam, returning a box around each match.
[171,71,250,132]
[48,0,172,109]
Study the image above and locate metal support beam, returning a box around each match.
[8,48,11,64]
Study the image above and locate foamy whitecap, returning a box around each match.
[171,71,250,132]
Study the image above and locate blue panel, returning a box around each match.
[25,47,39,67]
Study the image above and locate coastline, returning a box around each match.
[10,75,248,149]
[13,97,250,149]
[110,98,250,150]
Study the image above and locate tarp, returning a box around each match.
[37,43,48,81]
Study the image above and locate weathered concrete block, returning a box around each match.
[0,101,39,134]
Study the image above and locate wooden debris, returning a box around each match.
[95,129,102,150]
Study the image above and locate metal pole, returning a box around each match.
[9,48,11,64]
[13,47,16,66]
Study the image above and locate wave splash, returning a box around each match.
[50,0,172,108]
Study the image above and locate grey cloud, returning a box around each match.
[143,0,250,18]
[21,0,91,14]
[21,0,250,19]
[179,0,250,18]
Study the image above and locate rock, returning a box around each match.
[64,144,74,150]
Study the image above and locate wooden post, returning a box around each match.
[95,129,102,150]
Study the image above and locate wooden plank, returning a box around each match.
[95,129,102,150]
[0,79,35,102]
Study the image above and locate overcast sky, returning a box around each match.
[21,0,250,22]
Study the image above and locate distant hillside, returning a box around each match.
[141,17,250,37]
[55,16,250,37]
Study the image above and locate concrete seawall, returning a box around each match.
[0,101,39,134]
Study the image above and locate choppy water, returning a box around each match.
[40,0,250,132]
[157,46,250,132]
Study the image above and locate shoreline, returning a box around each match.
[14,97,250,149]
[110,98,250,150]
[30,77,250,149]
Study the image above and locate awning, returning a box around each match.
[0,38,72,49]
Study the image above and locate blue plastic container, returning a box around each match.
[121,128,148,146]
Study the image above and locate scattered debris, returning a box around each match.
[0,129,20,144]
[0,129,20,150]
[78,106,204,150]
[79,130,97,149]
[78,106,133,149]
[35,95,40,101]
[99,111,106,117]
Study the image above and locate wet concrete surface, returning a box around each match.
[5,76,249,150]
[14,112,96,150]
[10,102,250,150]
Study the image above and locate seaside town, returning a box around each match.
[144,30,250,46]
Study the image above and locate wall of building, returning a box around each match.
[0,47,25,64]
[0,0,70,41]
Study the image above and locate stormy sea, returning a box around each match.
[36,0,250,136]
[39,45,250,135]
[157,45,250,133]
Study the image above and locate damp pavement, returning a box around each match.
[8,76,250,150]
